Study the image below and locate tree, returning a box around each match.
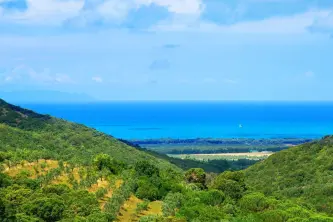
[93,153,123,174]
[28,197,65,222]
[135,161,159,177]
[177,204,225,222]
[0,173,12,188]
[86,212,109,222]
[259,209,289,222]
[136,181,160,201]
[43,184,70,196]
[15,213,39,222]
[210,171,246,200]
[199,189,225,206]
[0,198,5,219]
[185,168,206,188]
[93,154,112,171]
[239,192,270,212]
[162,192,184,216]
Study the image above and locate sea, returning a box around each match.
[20,101,333,140]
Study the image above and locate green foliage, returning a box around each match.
[163,192,184,217]
[86,212,109,222]
[139,215,163,222]
[2,99,333,221]
[199,189,225,206]
[95,187,108,199]
[0,172,12,188]
[135,160,160,177]
[136,176,162,201]
[209,171,247,200]
[43,184,71,196]
[134,167,182,201]
[0,99,51,130]
[136,200,150,213]
[93,153,125,175]
[177,204,225,221]
[245,137,333,215]
[26,196,65,222]
[258,209,289,222]
[0,98,182,172]
[134,144,258,173]
[239,192,271,212]
[104,173,136,220]
[62,190,100,218]
[15,213,39,222]
[0,197,5,219]
[184,168,206,188]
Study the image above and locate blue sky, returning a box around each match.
[0,0,333,101]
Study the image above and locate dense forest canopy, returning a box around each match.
[1,98,333,222]
[245,136,333,215]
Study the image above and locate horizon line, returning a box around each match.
[10,99,333,104]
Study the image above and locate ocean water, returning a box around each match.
[20,101,333,139]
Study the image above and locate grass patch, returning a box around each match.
[3,159,59,178]
[117,195,143,222]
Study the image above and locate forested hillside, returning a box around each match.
[245,136,333,215]
[0,98,252,173]
[1,99,333,221]
[0,99,180,170]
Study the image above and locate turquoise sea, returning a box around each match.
[20,101,333,139]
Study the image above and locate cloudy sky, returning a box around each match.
[0,0,333,101]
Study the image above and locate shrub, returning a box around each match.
[136,200,150,213]
[135,161,160,177]
[239,192,270,212]
[95,187,108,199]
[210,171,246,200]
[185,168,206,186]
[162,192,184,217]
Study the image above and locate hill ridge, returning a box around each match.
[245,135,333,215]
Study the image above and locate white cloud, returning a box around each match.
[224,10,330,34]
[65,0,203,27]
[308,12,333,34]
[137,0,203,15]
[224,79,238,84]
[153,9,331,34]
[54,74,74,83]
[4,76,13,82]
[304,71,314,78]
[0,0,84,25]
[92,76,103,83]
[97,0,132,21]
[2,65,74,84]
[0,0,204,26]
[0,0,203,26]
[0,0,330,37]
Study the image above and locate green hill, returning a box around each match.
[1,98,333,222]
[0,99,184,221]
[0,98,180,171]
[0,98,252,174]
[245,136,333,215]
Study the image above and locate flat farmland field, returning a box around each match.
[130,138,312,155]
[168,152,273,161]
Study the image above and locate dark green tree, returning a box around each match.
[185,168,206,188]
[135,161,160,177]
[210,171,246,199]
